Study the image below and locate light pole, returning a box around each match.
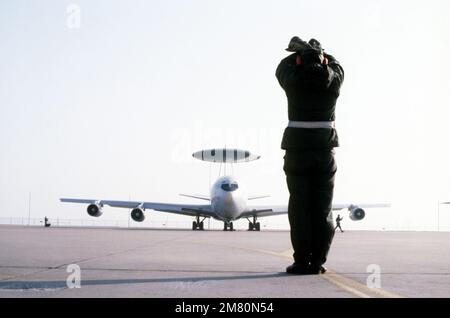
[27,192,31,226]
[437,201,450,231]
[437,200,440,232]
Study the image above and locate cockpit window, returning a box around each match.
[221,183,239,192]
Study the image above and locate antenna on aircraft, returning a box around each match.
[192,148,261,163]
[193,147,261,184]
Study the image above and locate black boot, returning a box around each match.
[286,263,310,275]
[286,263,327,275]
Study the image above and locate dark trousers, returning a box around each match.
[283,148,337,267]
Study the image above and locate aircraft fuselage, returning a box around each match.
[210,176,247,222]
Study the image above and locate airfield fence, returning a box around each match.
[0,217,449,231]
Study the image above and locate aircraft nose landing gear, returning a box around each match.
[223,222,234,231]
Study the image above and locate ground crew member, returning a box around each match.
[276,36,344,275]
[335,214,344,233]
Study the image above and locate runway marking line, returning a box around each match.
[208,243,404,298]
[273,248,403,298]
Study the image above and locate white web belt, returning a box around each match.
[288,121,335,129]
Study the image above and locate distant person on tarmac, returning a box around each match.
[335,214,344,233]
[44,216,51,227]
[276,36,344,275]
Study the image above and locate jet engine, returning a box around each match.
[131,208,145,222]
[349,206,365,221]
[87,204,103,217]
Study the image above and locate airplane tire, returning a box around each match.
[192,221,198,231]
[199,221,204,230]
[229,222,234,231]
[255,222,261,231]
[223,223,228,231]
[248,223,254,231]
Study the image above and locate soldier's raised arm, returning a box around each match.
[323,53,344,93]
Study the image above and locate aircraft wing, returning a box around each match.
[60,198,216,218]
[330,203,391,210]
[240,205,288,218]
[241,203,390,219]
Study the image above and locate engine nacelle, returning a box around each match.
[349,206,365,221]
[131,208,145,222]
[87,204,103,217]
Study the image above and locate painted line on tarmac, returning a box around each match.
[320,270,403,298]
[197,241,403,298]
[274,248,403,298]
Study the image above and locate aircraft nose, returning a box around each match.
[224,192,234,203]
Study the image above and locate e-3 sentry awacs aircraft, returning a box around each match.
[61,148,390,231]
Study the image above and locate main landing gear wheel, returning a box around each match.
[192,218,205,231]
[247,216,261,231]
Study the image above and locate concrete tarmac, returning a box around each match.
[0,225,449,298]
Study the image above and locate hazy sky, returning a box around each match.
[1,0,450,230]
